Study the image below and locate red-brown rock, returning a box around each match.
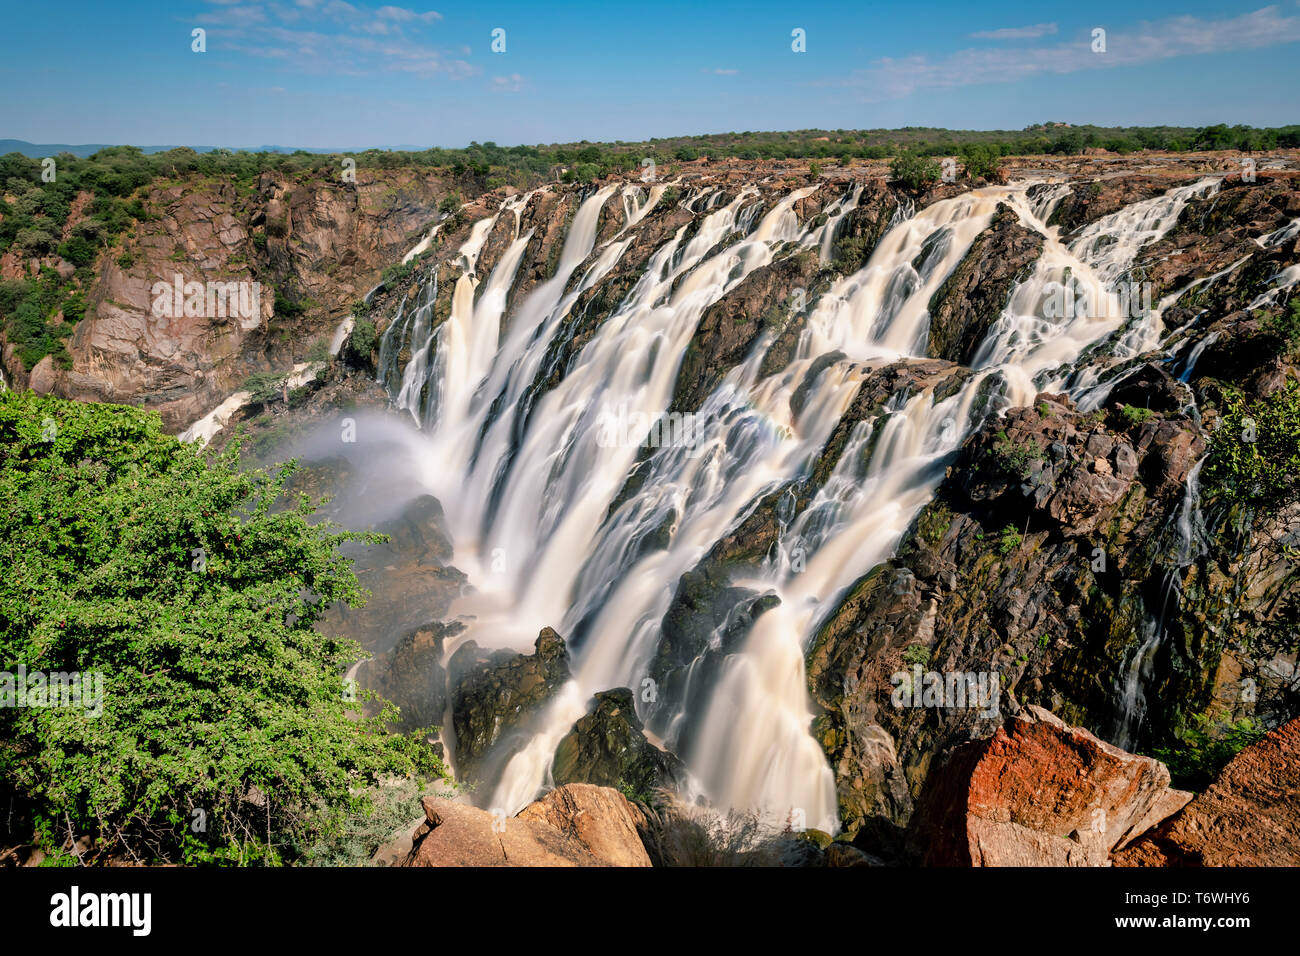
[1113,718,1300,866]
[401,783,652,867]
[907,706,1177,866]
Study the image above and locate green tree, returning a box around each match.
[960,143,1000,180]
[889,150,942,191]
[1203,382,1300,515]
[0,392,445,865]
[1262,298,1300,357]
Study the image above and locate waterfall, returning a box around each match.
[1111,457,1207,749]
[1112,614,1163,752]
[373,172,1223,829]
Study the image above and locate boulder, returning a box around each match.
[516,784,652,867]
[551,687,689,797]
[354,619,461,733]
[823,842,886,867]
[402,784,651,867]
[326,493,466,655]
[448,627,571,786]
[1113,718,1300,866]
[906,706,1176,866]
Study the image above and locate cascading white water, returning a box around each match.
[1112,456,1208,750]
[376,172,1224,829]
[974,177,1223,409]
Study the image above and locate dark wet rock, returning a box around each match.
[500,190,580,321]
[646,565,780,753]
[325,491,468,658]
[804,390,1230,837]
[647,358,967,770]
[1142,174,1300,300]
[552,688,689,797]
[926,203,1043,365]
[827,181,910,276]
[1048,177,1172,234]
[810,359,966,490]
[669,250,821,414]
[449,627,571,788]
[356,619,463,734]
[1106,362,1190,414]
[823,842,886,867]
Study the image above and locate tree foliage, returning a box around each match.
[1203,381,1300,516]
[0,391,444,864]
[889,150,941,191]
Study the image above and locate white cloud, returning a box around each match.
[202,1,465,78]
[376,5,442,22]
[490,73,527,92]
[198,4,268,26]
[323,1,359,18]
[970,23,1058,40]
[844,5,1300,100]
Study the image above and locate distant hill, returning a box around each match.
[0,140,194,157]
[0,140,430,158]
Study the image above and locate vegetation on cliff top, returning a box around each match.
[0,391,446,864]
[3,123,1298,370]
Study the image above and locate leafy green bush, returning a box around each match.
[56,234,98,268]
[345,318,377,369]
[1119,404,1155,427]
[832,236,873,273]
[380,253,427,291]
[273,287,307,320]
[1261,299,1300,356]
[902,644,930,667]
[889,150,942,191]
[995,524,1023,556]
[241,370,287,404]
[989,431,1042,479]
[916,502,952,547]
[562,163,601,184]
[1203,381,1300,514]
[961,143,1000,180]
[303,776,453,866]
[306,338,332,363]
[0,269,78,370]
[1151,715,1266,791]
[0,392,445,864]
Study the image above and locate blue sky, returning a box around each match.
[1,0,1298,148]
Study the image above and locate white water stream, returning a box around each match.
[376,175,1224,829]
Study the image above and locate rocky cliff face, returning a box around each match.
[365,157,1297,851]
[3,167,463,430]
[21,149,1298,863]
